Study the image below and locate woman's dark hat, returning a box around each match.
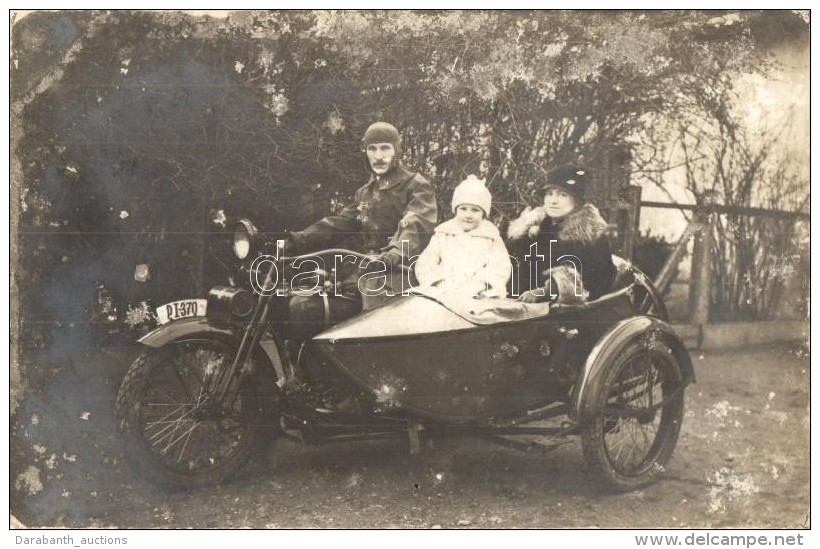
[542,165,588,199]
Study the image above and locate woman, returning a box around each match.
[507,165,616,304]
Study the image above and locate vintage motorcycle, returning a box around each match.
[115,219,694,491]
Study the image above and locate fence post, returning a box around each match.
[688,193,716,325]
[619,185,642,260]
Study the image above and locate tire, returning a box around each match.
[581,339,684,491]
[630,272,669,320]
[115,338,279,488]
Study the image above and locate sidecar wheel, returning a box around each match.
[115,339,279,488]
[580,340,684,491]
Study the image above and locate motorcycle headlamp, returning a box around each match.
[232,219,258,260]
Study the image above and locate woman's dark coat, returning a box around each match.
[506,203,616,303]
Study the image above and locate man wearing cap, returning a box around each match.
[506,164,616,304]
[288,122,438,308]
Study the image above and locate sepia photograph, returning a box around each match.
[9,9,810,533]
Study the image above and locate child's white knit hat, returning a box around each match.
[451,175,492,216]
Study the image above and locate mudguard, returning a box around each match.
[137,318,285,382]
[572,316,695,425]
[138,318,235,347]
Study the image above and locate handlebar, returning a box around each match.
[280,248,410,273]
[280,248,371,262]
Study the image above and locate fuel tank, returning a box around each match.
[310,294,632,422]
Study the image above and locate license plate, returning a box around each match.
[156,299,207,325]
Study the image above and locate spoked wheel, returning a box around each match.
[115,339,279,487]
[581,340,684,491]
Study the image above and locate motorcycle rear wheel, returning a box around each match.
[581,340,684,491]
[115,338,279,487]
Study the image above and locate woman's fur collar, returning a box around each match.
[507,203,609,242]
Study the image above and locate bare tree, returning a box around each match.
[636,81,809,321]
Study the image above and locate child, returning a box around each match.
[507,165,616,304]
[415,175,511,298]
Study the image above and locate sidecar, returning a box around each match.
[310,258,694,489]
[116,220,694,490]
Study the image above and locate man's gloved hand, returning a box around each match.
[371,250,402,268]
[363,253,387,272]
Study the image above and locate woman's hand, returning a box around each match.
[518,289,546,303]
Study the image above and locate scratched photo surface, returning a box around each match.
[10,10,809,529]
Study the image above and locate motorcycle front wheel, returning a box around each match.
[580,340,684,491]
[115,338,279,487]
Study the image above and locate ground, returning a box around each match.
[10,341,810,529]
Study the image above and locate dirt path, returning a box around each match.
[11,342,810,529]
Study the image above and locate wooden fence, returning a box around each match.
[641,199,809,349]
